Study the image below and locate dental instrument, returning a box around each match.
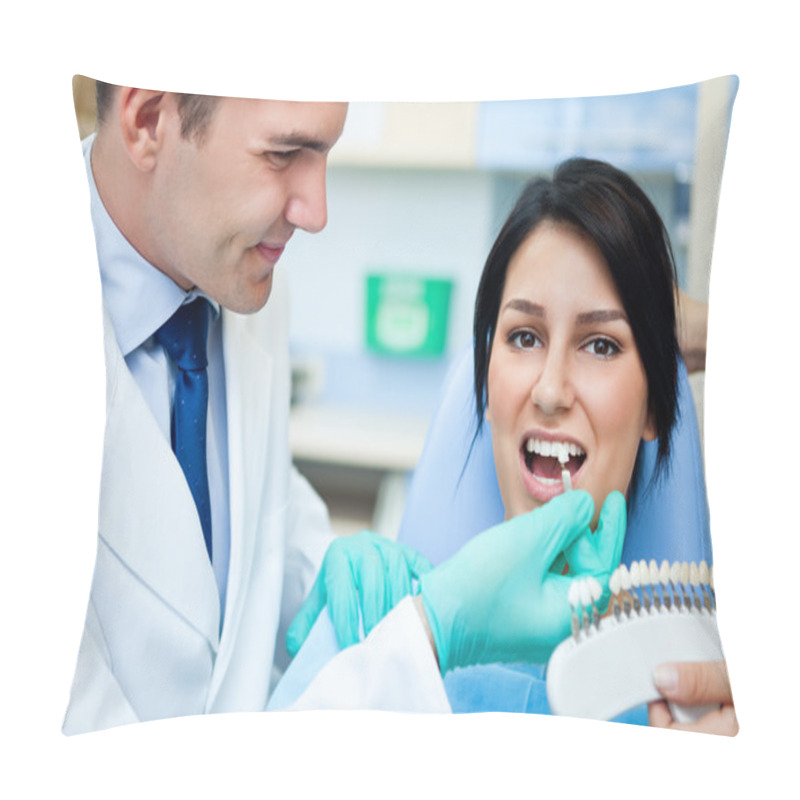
[557,446,572,492]
[547,560,723,723]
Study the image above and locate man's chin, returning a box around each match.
[224,274,274,314]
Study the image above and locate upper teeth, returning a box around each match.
[525,438,584,464]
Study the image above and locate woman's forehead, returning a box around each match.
[501,224,622,311]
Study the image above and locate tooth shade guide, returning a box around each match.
[568,580,580,608]
[628,562,644,612]
[708,566,716,607]
[603,560,717,615]
[659,560,671,602]
[645,560,661,610]
[617,564,634,615]
[568,580,584,638]
[618,564,631,591]
[547,566,723,722]
[640,565,652,612]
[581,580,594,628]
[669,562,683,609]
[608,570,623,618]
[659,560,672,610]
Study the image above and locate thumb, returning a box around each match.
[653,660,734,706]
[399,542,434,580]
[592,491,627,573]
[526,490,595,571]
[562,491,626,578]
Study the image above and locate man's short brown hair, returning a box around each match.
[95,80,219,140]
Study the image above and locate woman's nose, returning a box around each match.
[530,349,574,415]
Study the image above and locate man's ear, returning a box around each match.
[117,88,171,171]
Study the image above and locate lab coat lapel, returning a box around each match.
[99,311,221,650]
[208,310,273,693]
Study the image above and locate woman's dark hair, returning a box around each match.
[473,157,679,476]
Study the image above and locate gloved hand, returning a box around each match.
[287,530,433,657]
[418,490,626,675]
[561,490,626,609]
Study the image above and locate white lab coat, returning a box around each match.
[63,271,335,733]
[64,271,450,734]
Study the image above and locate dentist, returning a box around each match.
[64,86,349,733]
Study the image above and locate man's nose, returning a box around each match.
[284,159,329,234]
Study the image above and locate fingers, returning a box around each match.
[291,532,430,655]
[653,660,734,706]
[387,552,412,607]
[680,706,739,736]
[648,698,739,736]
[528,490,595,570]
[324,546,361,650]
[358,542,386,636]
[647,698,673,728]
[398,542,434,579]
[649,661,738,736]
[362,540,430,633]
[285,575,326,658]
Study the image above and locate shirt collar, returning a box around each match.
[84,134,220,357]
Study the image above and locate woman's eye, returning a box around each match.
[509,330,541,349]
[584,337,620,358]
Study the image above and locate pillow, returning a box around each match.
[64,76,737,735]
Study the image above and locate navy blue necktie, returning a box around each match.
[156,298,213,561]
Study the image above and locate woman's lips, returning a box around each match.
[519,433,586,502]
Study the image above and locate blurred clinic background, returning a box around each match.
[72,75,737,541]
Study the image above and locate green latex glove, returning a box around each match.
[287,530,433,657]
[561,490,626,607]
[418,490,626,675]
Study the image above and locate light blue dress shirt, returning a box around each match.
[84,135,231,623]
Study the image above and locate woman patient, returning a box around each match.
[443,157,675,721]
[444,157,733,732]
[283,158,735,732]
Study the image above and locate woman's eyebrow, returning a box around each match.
[576,309,629,324]
[502,298,545,317]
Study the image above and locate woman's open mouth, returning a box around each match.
[520,436,586,499]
